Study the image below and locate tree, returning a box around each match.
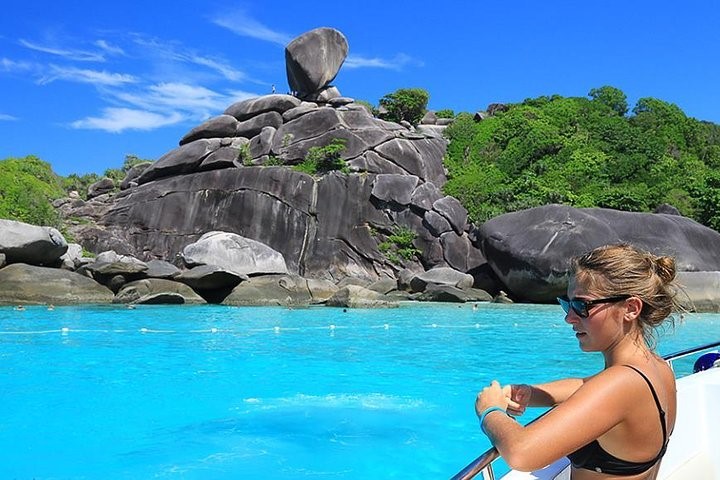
[0,156,65,226]
[378,88,429,125]
[589,86,628,116]
[441,91,720,231]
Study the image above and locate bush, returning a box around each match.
[378,88,429,125]
[0,156,65,226]
[295,138,348,175]
[378,226,420,263]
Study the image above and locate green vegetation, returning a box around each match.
[0,156,65,227]
[378,226,421,264]
[435,109,455,119]
[62,154,152,199]
[3,85,720,237]
[443,86,720,229]
[294,138,349,175]
[238,143,252,166]
[378,88,430,125]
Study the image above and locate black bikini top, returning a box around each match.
[566,365,669,475]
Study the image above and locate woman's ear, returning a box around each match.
[624,296,643,321]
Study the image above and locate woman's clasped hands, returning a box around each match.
[475,381,532,419]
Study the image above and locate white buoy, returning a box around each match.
[210,327,218,333]
[140,327,148,333]
[384,324,389,330]
[274,326,280,333]
[61,327,69,334]
[432,323,437,328]
[475,323,480,328]
[329,324,336,330]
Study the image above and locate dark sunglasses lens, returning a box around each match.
[557,296,588,317]
[558,297,571,314]
[570,299,588,318]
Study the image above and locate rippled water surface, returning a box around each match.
[1,303,718,479]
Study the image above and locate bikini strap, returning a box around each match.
[622,365,668,443]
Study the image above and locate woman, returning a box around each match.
[476,244,679,479]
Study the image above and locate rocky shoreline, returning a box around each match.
[3,27,720,312]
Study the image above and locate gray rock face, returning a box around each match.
[137,139,221,185]
[224,95,301,121]
[181,231,288,276]
[0,219,68,266]
[145,259,181,279]
[120,162,152,190]
[180,115,239,145]
[433,196,468,235]
[371,174,420,205]
[0,263,113,305]
[409,267,475,292]
[285,27,348,97]
[175,265,247,291]
[676,271,720,312]
[416,284,491,303]
[477,204,720,302]
[222,274,336,306]
[114,278,205,304]
[325,285,396,308]
[88,177,115,199]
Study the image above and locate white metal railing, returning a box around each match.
[450,339,720,480]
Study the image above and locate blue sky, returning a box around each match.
[1,1,719,176]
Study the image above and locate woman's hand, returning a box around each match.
[475,380,510,416]
[504,384,532,417]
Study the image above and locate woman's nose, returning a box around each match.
[564,310,580,324]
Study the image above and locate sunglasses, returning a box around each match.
[557,295,631,318]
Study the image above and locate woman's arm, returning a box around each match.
[477,367,634,471]
[505,377,589,416]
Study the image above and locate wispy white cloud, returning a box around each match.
[1,57,35,72]
[188,54,245,82]
[0,113,18,121]
[94,39,125,56]
[211,9,292,46]
[74,83,260,132]
[71,107,185,132]
[113,82,230,113]
[13,32,258,132]
[344,53,422,70]
[38,64,138,86]
[131,35,246,82]
[18,38,107,62]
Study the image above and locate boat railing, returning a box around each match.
[449,339,720,480]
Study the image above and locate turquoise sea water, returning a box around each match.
[1,303,719,480]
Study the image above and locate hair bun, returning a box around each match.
[654,255,676,283]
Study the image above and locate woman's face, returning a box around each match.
[565,274,629,352]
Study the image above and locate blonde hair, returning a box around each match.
[571,244,678,345]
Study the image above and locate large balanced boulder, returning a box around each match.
[285,27,348,98]
[181,231,288,276]
[0,219,68,266]
[477,204,720,302]
[0,263,113,305]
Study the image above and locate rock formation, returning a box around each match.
[285,27,348,101]
[68,27,479,287]
[0,219,67,265]
[476,204,720,303]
